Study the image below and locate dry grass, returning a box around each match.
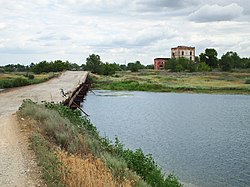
[92,70,250,94]
[57,151,132,187]
[18,101,149,186]
[0,72,56,80]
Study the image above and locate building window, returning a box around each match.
[172,52,175,57]
[190,51,192,55]
[182,51,184,56]
[190,57,192,61]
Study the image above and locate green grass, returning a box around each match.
[18,100,183,187]
[30,133,65,187]
[91,70,250,94]
[0,72,59,89]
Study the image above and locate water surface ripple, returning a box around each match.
[84,91,250,187]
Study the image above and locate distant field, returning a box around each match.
[91,70,250,94]
[0,72,60,89]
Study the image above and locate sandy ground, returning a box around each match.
[0,71,88,186]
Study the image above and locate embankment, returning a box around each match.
[0,71,88,186]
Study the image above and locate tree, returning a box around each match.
[127,61,144,72]
[200,48,218,68]
[219,51,241,71]
[146,64,154,69]
[227,51,241,68]
[30,60,73,73]
[85,54,103,74]
[165,57,192,72]
[69,63,80,71]
[102,62,121,76]
[120,64,127,71]
[241,58,250,68]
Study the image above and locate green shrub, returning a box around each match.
[197,62,211,72]
[113,138,183,187]
[13,77,29,87]
[28,74,35,79]
[0,77,29,88]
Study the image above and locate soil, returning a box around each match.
[0,71,87,186]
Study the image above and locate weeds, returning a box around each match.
[30,134,64,187]
[19,100,183,186]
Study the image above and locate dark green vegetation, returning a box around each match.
[200,48,219,68]
[18,100,182,187]
[0,60,81,89]
[0,59,84,89]
[165,49,250,72]
[0,60,82,74]
[165,58,203,72]
[0,72,59,89]
[91,70,250,95]
[83,49,250,75]
[85,54,151,75]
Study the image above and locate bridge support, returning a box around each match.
[63,76,91,116]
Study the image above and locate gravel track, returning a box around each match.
[0,71,87,186]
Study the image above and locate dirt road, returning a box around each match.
[0,71,88,186]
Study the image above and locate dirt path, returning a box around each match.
[0,71,88,186]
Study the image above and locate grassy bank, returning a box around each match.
[91,70,250,94]
[0,72,60,89]
[18,100,182,187]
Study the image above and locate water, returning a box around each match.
[83,90,250,187]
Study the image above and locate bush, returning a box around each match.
[197,62,211,72]
[0,77,29,88]
[28,74,35,79]
[114,138,183,187]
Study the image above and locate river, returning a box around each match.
[83,90,250,187]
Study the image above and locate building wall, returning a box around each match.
[171,46,195,61]
[154,58,168,70]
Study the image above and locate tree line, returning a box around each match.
[83,54,152,75]
[0,60,82,74]
[1,49,250,75]
[166,48,250,72]
[0,57,151,75]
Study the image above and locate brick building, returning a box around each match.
[171,46,195,61]
[154,58,169,70]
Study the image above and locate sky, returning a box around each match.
[0,0,250,66]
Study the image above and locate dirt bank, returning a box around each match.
[0,71,88,186]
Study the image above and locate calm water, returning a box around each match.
[83,90,250,187]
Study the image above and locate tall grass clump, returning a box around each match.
[19,100,183,187]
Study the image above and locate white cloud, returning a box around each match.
[0,22,7,30]
[189,3,243,22]
[0,0,249,65]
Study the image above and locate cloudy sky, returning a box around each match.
[0,0,250,65]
